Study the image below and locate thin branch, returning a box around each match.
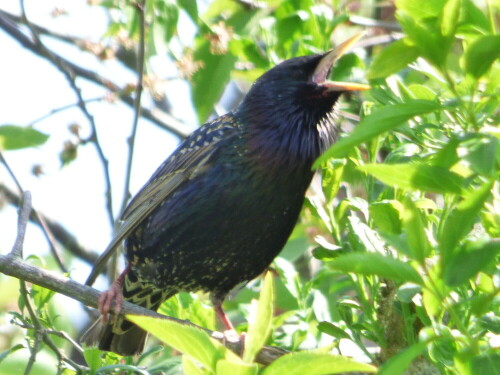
[27,96,104,126]
[10,191,32,258]
[0,255,287,365]
[0,153,68,272]
[19,1,115,228]
[0,183,101,266]
[118,0,147,219]
[0,8,192,139]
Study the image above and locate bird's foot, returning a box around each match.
[98,264,130,324]
[98,282,123,324]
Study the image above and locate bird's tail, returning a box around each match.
[81,272,172,356]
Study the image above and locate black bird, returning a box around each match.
[82,33,369,355]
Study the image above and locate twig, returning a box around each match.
[0,254,288,365]
[20,0,115,228]
[118,0,147,219]
[0,183,101,266]
[10,191,32,258]
[27,96,104,126]
[0,9,192,139]
[0,153,68,272]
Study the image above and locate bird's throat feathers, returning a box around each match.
[237,96,340,174]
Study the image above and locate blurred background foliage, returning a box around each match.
[0,0,498,374]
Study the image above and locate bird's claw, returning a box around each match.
[98,282,123,324]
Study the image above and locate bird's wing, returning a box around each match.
[85,116,239,286]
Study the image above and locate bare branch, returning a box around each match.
[10,191,32,258]
[0,9,192,139]
[0,254,288,365]
[0,183,101,266]
[118,0,147,219]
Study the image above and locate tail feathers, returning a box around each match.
[81,317,148,356]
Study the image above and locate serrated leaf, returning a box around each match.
[464,35,500,78]
[126,315,224,372]
[243,271,274,363]
[315,100,442,164]
[367,39,419,79]
[0,125,49,150]
[377,341,428,375]
[327,252,423,285]
[359,163,464,194]
[443,240,500,286]
[439,181,493,262]
[261,351,377,375]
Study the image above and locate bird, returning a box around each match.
[81,33,369,356]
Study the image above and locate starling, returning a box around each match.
[82,34,369,355]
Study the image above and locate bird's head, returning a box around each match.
[237,33,369,168]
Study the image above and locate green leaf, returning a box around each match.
[440,0,461,36]
[367,39,419,79]
[243,271,274,363]
[359,163,464,194]
[397,12,452,69]
[369,200,403,235]
[0,344,24,364]
[261,352,377,375]
[0,125,49,150]
[217,359,259,375]
[443,240,500,286]
[377,341,428,375]
[178,0,198,23]
[315,100,442,164]
[192,39,237,123]
[471,353,500,375]
[439,181,493,262]
[401,197,431,264]
[126,315,224,372]
[464,35,500,78]
[327,252,423,285]
[395,0,447,19]
[317,322,351,340]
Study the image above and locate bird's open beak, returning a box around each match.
[312,32,371,92]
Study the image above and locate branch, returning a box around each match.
[0,183,101,266]
[0,8,192,139]
[0,255,287,365]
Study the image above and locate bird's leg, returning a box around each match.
[98,264,131,324]
[214,302,234,331]
[212,294,245,350]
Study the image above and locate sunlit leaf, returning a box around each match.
[443,240,499,286]
[126,315,224,372]
[315,100,442,164]
[243,271,274,363]
[439,181,494,262]
[377,341,428,375]
[0,125,49,150]
[359,163,464,194]
[464,35,500,78]
[367,39,419,79]
[261,351,377,375]
[327,252,423,285]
